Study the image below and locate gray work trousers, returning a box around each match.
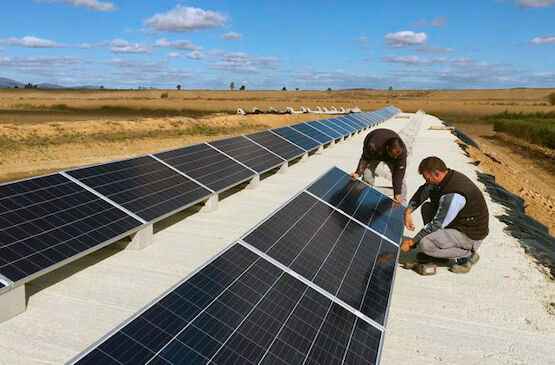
[362,159,407,204]
[419,202,483,260]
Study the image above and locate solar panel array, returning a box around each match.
[72,166,402,365]
[0,106,401,293]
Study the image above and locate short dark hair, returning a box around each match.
[385,137,403,150]
[418,157,448,174]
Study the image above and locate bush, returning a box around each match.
[548,92,555,106]
[160,92,168,99]
[490,111,555,149]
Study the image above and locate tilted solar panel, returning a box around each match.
[306,120,344,140]
[73,166,400,365]
[72,244,382,365]
[66,156,212,222]
[291,123,334,144]
[271,126,321,151]
[318,118,351,136]
[244,130,306,161]
[0,174,142,283]
[154,143,255,193]
[306,167,404,243]
[208,136,285,173]
[328,117,357,133]
[339,115,366,130]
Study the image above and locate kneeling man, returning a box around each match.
[402,157,489,273]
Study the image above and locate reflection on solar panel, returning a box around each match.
[154,143,255,193]
[291,123,333,144]
[208,136,284,173]
[244,130,306,161]
[67,156,212,222]
[329,117,357,133]
[307,167,404,243]
[272,126,321,151]
[318,118,351,136]
[73,166,400,365]
[0,174,142,283]
[306,120,344,140]
[339,115,366,130]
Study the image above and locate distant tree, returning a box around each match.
[160,92,168,99]
[281,86,287,91]
[176,84,181,90]
[295,88,299,91]
[549,92,555,105]
[14,86,18,89]
[24,82,34,89]
[230,81,235,90]
[100,85,104,89]
[239,85,245,90]
[388,86,393,91]
[327,87,332,91]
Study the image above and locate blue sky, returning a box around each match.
[0,0,554,89]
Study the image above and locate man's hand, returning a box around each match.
[400,239,414,252]
[404,209,415,231]
[394,194,402,204]
[350,172,360,179]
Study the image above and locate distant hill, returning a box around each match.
[36,83,65,89]
[0,78,24,88]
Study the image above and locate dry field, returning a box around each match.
[1,87,554,231]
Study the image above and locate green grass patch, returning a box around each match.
[486,111,555,149]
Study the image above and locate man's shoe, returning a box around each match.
[471,251,480,264]
[450,254,477,274]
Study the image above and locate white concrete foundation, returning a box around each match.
[123,224,153,250]
[246,174,260,189]
[278,162,288,174]
[0,285,26,324]
[200,194,218,213]
[315,145,324,155]
[300,153,309,162]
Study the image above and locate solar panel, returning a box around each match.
[306,120,344,139]
[0,174,142,284]
[318,118,351,136]
[291,123,334,144]
[242,192,398,326]
[72,166,400,365]
[244,130,306,161]
[154,143,255,193]
[328,117,357,133]
[66,156,212,222]
[72,244,383,365]
[339,115,366,130]
[271,126,321,151]
[208,136,284,173]
[306,167,404,243]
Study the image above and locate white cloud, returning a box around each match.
[144,5,227,33]
[412,19,427,28]
[211,52,279,73]
[101,39,152,54]
[384,31,427,48]
[78,43,92,49]
[431,17,447,27]
[186,51,206,60]
[154,38,201,50]
[530,35,555,44]
[516,0,555,8]
[0,36,63,48]
[382,55,450,65]
[166,52,181,58]
[415,45,454,53]
[104,58,197,87]
[0,56,84,79]
[35,0,114,12]
[355,36,368,42]
[222,32,242,40]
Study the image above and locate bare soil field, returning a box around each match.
[1,87,554,231]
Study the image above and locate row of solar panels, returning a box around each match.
[72,167,403,365]
[0,107,401,294]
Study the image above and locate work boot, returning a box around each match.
[450,253,478,274]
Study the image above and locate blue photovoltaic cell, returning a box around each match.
[339,115,366,130]
[243,192,398,326]
[154,143,255,193]
[291,123,333,144]
[272,126,321,151]
[318,118,351,136]
[328,118,357,133]
[73,243,383,365]
[208,136,284,173]
[306,167,405,243]
[245,130,305,161]
[306,120,344,139]
[67,156,212,222]
[0,174,142,283]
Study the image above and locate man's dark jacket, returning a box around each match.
[356,128,407,196]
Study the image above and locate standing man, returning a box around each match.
[401,157,489,273]
[350,128,407,204]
